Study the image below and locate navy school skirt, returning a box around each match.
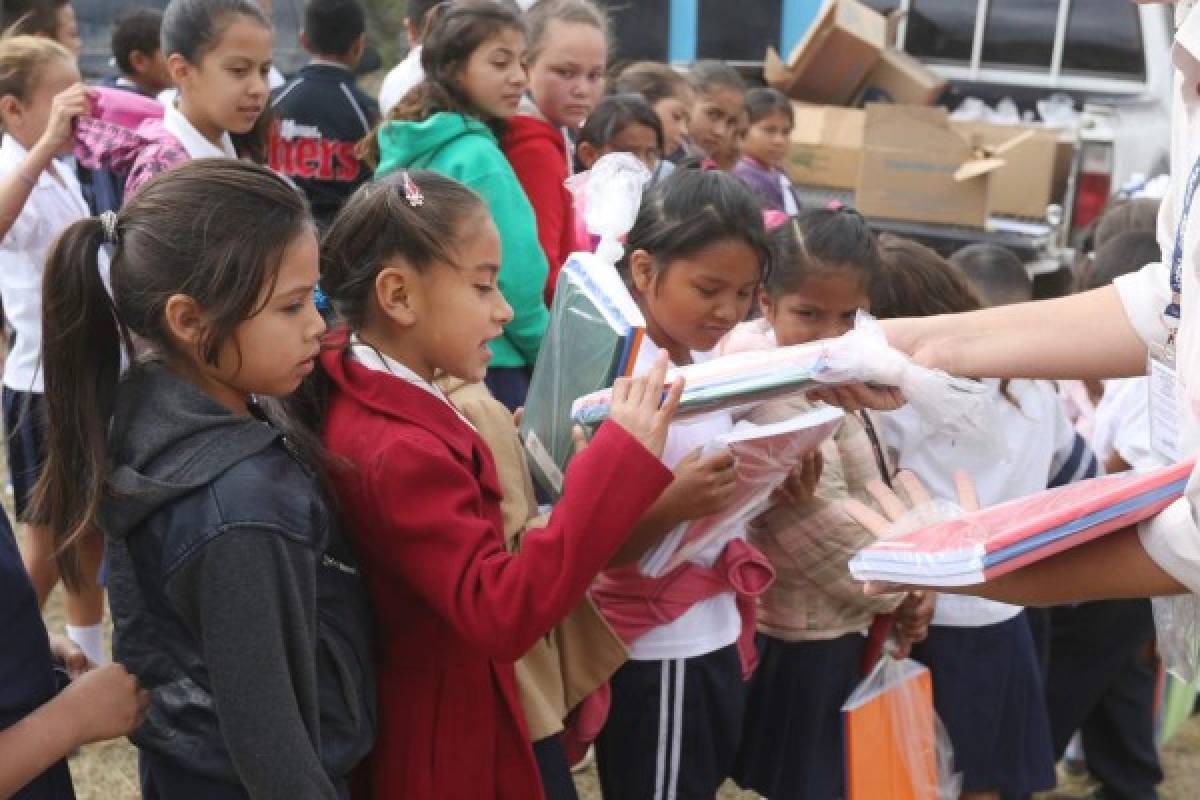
[911,612,1057,797]
[732,632,866,800]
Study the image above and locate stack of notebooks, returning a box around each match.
[849,460,1195,586]
[520,253,645,497]
[571,341,828,426]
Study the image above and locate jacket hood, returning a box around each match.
[502,113,567,157]
[100,361,281,540]
[376,111,495,176]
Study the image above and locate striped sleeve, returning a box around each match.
[1048,430,1101,488]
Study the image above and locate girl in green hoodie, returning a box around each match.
[362,0,547,410]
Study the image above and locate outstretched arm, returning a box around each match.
[882,285,1151,382]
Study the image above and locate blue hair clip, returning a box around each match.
[314,285,331,314]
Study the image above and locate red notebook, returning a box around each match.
[849,460,1195,586]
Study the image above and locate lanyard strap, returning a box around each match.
[858,410,894,490]
[1167,155,1200,321]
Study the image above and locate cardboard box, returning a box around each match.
[856,48,948,106]
[953,121,1065,218]
[764,0,886,105]
[856,104,1008,228]
[785,104,865,189]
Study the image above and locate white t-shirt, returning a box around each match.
[881,379,1079,626]
[0,136,93,393]
[1114,7,1200,593]
[1093,377,1160,471]
[626,338,742,661]
[378,47,424,116]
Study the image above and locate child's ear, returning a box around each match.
[162,293,208,355]
[374,265,419,328]
[629,249,657,295]
[298,31,314,56]
[0,95,21,127]
[576,141,599,170]
[166,53,192,87]
[348,33,368,67]
[758,287,775,321]
[129,49,149,77]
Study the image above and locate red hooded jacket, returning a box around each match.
[502,114,577,307]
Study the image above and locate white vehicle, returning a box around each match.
[878,0,1173,260]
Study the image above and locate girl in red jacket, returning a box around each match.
[316,169,683,800]
[502,0,607,305]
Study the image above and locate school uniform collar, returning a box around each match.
[321,329,483,463]
[163,104,237,160]
[348,333,475,429]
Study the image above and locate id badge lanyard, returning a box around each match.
[1148,158,1200,462]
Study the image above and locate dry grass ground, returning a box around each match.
[41,577,1200,800]
[30,531,1200,800]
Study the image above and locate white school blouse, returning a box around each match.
[626,338,742,661]
[881,380,1078,627]
[0,136,92,393]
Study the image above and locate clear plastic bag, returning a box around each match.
[1152,594,1200,686]
[815,312,1003,459]
[640,406,845,576]
[520,253,645,497]
[572,314,998,461]
[521,154,650,498]
[566,152,651,265]
[570,340,827,426]
[842,654,961,800]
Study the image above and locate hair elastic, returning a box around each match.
[99,211,119,245]
[762,210,789,231]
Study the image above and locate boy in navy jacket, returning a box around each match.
[270,0,380,228]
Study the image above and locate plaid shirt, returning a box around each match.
[747,396,903,641]
[74,117,188,200]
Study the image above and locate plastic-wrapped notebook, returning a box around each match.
[849,460,1195,586]
[520,253,645,497]
[571,342,827,426]
[646,407,844,575]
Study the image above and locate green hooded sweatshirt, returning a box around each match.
[376,112,548,369]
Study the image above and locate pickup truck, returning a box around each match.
[600,0,1175,275]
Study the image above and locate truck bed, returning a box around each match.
[793,185,1062,274]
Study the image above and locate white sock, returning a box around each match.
[65,623,108,666]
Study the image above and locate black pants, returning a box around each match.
[1045,600,1162,800]
[595,644,745,800]
[139,750,350,800]
[533,735,578,800]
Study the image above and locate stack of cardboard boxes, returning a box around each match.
[765,0,1073,228]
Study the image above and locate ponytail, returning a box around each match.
[30,217,129,590]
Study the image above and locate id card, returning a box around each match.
[1149,340,1183,463]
